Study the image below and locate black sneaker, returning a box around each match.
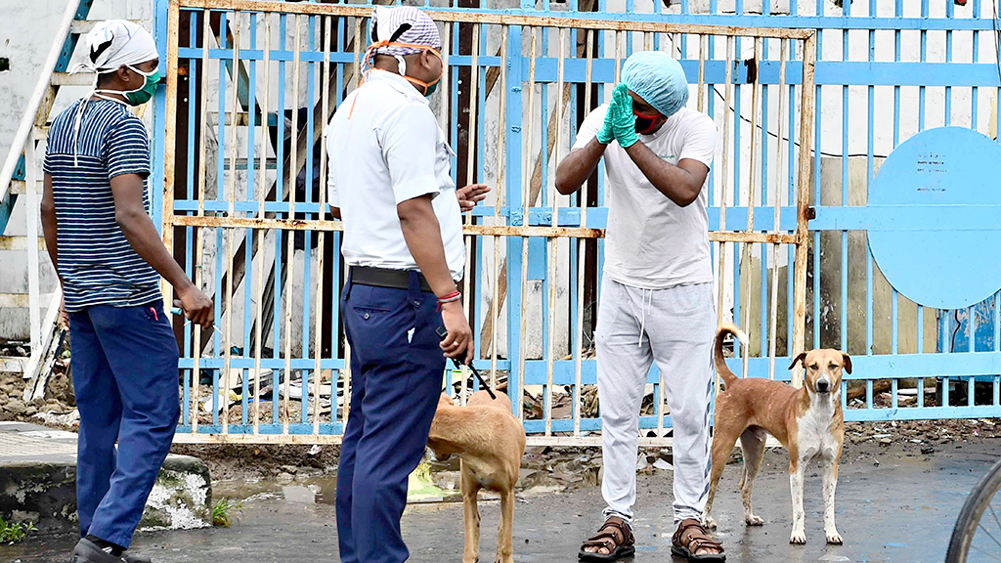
[70,538,125,563]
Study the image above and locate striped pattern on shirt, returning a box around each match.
[44,99,161,312]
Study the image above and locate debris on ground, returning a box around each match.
[3,339,998,497]
[0,337,76,427]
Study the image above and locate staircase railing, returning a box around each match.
[1,0,78,392]
[0,0,79,202]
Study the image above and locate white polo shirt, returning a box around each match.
[572,105,718,289]
[327,70,465,281]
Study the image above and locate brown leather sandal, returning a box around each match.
[672,518,726,562]
[578,516,636,562]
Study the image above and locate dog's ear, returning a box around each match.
[841,352,852,374]
[789,352,807,370]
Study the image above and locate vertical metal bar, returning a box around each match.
[241,15,258,428]
[768,38,788,381]
[917,305,924,408]
[866,0,876,370]
[182,12,196,428]
[300,16,316,427]
[461,23,480,405]
[714,34,734,396]
[191,8,212,432]
[273,13,286,426]
[162,0,182,306]
[283,14,301,434]
[543,26,565,437]
[697,34,707,114]
[841,16,849,361]
[517,26,537,422]
[614,29,621,84]
[740,37,761,381]
[919,0,928,134]
[313,15,331,435]
[24,132,40,356]
[353,18,363,90]
[946,0,953,126]
[253,13,270,435]
[440,24,451,131]
[213,14,226,419]
[792,32,817,389]
[490,27,507,390]
[573,28,593,438]
[222,12,241,434]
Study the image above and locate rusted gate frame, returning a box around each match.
[164,0,817,444]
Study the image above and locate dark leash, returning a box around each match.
[436,326,496,400]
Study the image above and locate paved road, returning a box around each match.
[3,442,997,563]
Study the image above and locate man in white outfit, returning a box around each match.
[555,51,723,562]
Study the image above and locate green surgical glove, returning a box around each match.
[610,84,638,148]
[596,102,616,145]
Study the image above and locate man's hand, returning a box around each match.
[610,84,639,148]
[177,285,214,329]
[596,99,617,145]
[439,301,474,364]
[58,295,69,330]
[457,184,491,213]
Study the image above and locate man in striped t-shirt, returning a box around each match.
[40,21,212,563]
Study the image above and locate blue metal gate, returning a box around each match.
[154,0,1001,445]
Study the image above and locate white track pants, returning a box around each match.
[596,278,715,525]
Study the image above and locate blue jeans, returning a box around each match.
[336,271,446,563]
[69,301,180,548]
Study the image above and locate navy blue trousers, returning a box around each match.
[69,301,180,548]
[336,272,446,563]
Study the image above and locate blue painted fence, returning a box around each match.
[155,0,1001,443]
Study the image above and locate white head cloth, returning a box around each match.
[71,20,158,74]
[369,6,441,58]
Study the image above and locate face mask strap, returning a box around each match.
[633,108,663,134]
[363,41,443,95]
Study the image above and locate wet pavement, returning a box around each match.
[2,442,998,563]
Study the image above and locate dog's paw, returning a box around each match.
[789,530,807,545]
[745,514,764,526]
[702,515,718,529]
[826,530,843,545]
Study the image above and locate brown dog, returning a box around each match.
[702,323,850,545]
[427,391,527,563]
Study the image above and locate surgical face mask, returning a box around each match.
[634,109,663,135]
[96,65,161,106]
[394,49,443,98]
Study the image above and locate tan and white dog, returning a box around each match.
[702,323,850,545]
[427,390,527,563]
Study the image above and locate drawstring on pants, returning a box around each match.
[637,288,652,347]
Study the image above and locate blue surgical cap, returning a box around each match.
[621,51,690,118]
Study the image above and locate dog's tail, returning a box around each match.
[715,323,748,387]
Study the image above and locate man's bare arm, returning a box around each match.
[555,138,607,195]
[623,143,709,207]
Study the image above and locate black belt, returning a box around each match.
[350,266,433,293]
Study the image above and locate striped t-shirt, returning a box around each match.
[44,99,161,312]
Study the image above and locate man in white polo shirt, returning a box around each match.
[325,6,490,563]
[556,52,723,562]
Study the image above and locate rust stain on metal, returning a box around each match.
[178,0,813,39]
[169,217,797,246]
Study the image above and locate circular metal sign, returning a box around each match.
[867,126,1001,310]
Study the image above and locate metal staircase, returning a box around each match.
[0,0,148,398]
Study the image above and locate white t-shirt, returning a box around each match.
[327,70,464,281]
[572,105,718,289]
